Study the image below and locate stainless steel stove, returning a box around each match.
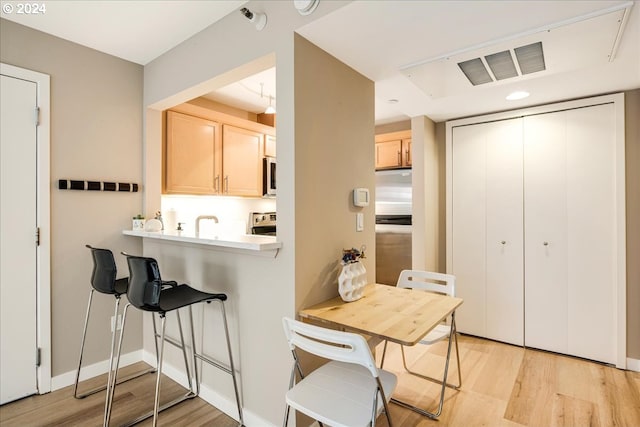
[249,212,276,236]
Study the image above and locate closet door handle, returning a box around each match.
[500,241,506,245]
[543,241,549,246]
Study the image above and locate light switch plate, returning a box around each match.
[356,212,364,231]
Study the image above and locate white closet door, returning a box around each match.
[524,112,569,354]
[524,104,617,364]
[485,119,524,345]
[452,119,523,344]
[452,124,487,337]
[565,104,616,364]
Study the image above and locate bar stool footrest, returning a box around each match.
[74,366,156,399]
[119,391,197,427]
[195,352,233,375]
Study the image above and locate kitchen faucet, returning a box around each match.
[195,215,219,236]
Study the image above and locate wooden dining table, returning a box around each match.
[298,283,463,419]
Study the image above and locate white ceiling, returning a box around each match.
[1,0,247,65]
[3,1,638,123]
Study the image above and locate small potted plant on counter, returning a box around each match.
[132,214,145,231]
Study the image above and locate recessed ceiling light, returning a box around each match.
[506,91,530,101]
[294,0,319,16]
[388,99,399,104]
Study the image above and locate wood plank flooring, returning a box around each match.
[1,335,638,426]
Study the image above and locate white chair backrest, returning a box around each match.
[396,270,455,297]
[282,317,379,378]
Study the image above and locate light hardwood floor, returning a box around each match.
[1,335,639,426]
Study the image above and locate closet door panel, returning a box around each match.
[565,104,616,364]
[485,119,524,345]
[524,112,569,354]
[452,124,487,337]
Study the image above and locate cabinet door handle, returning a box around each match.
[397,150,402,166]
[224,176,229,193]
[214,175,220,193]
[405,149,410,164]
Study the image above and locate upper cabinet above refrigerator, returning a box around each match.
[375,130,411,170]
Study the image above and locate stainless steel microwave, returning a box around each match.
[263,157,276,197]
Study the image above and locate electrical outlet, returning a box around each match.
[110,314,122,332]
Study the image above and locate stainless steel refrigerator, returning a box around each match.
[375,169,412,285]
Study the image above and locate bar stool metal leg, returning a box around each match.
[152,314,167,427]
[105,307,197,427]
[74,289,96,398]
[74,291,155,400]
[189,301,244,426]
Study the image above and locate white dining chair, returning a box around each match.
[282,317,397,427]
[380,270,462,417]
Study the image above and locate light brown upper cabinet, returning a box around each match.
[165,111,221,194]
[164,103,274,197]
[222,125,264,197]
[375,130,411,169]
[264,134,276,157]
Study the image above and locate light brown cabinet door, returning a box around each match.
[264,134,276,157]
[165,111,221,194]
[222,125,263,196]
[403,138,412,166]
[375,130,412,169]
[375,139,403,169]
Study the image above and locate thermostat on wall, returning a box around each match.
[353,188,370,207]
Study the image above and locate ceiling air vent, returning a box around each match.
[485,50,518,80]
[514,42,546,75]
[458,58,493,86]
[458,41,546,85]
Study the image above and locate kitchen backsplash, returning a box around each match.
[161,195,276,235]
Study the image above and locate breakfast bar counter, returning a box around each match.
[123,229,282,256]
[120,226,289,425]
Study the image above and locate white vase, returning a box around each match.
[338,261,367,302]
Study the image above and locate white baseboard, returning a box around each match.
[627,357,640,372]
[141,350,275,427]
[50,350,143,391]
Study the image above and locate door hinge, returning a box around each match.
[36,348,41,367]
[36,227,40,246]
[35,107,40,126]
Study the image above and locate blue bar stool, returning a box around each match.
[105,254,244,427]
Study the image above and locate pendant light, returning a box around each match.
[260,83,276,114]
[265,95,276,114]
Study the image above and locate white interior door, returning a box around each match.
[524,104,617,364]
[523,111,569,355]
[565,104,617,364]
[452,119,524,345]
[0,74,38,404]
[452,123,488,338]
[485,119,524,346]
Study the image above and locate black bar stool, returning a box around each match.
[74,245,160,400]
[105,254,244,427]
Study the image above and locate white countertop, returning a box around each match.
[123,229,282,253]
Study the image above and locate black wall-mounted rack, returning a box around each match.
[58,179,139,192]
